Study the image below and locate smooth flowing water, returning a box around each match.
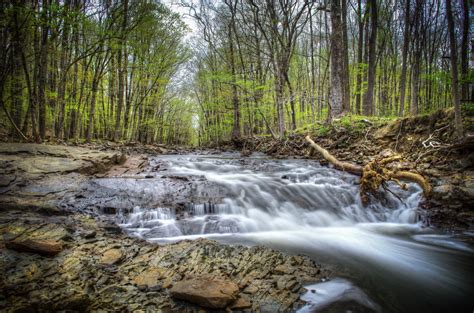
[118,154,474,312]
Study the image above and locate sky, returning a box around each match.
[160,0,201,93]
[162,0,200,36]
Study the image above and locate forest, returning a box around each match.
[0,0,470,146]
[0,1,473,312]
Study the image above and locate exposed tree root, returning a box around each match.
[305,135,431,205]
[306,136,363,175]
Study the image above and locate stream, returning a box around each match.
[111,154,473,312]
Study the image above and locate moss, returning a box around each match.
[315,125,330,136]
[462,102,474,116]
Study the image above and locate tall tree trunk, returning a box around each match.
[362,0,377,116]
[460,0,470,101]
[86,74,99,142]
[355,0,364,115]
[68,2,80,140]
[410,54,421,115]
[329,0,346,117]
[285,69,297,130]
[410,0,423,115]
[37,0,49,139]
[228,23,240,140]
[10,0,24,136]
[309,10,316,122]
[123,52,135,139]
[398,0,410,117]
[114,0,128,142]
[56,0,71,138]
[446,0,463,139]
[274,61,286,136]
[108,55,115,138]
[341,0,350,113]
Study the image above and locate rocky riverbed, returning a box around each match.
[0,144,330,312]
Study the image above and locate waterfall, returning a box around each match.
[119,155,423,240]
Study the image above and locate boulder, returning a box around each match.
[273,264,295,275]
[5,239,62,256]
[169,276,239,309]
[100,248,123,265]
[133,267,164,289]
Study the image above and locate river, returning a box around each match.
[116,153,473,312]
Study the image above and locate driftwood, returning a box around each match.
[305,136,431,205]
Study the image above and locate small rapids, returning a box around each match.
[117,154,473,312]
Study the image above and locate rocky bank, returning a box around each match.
[232,109,473,231]
[0,144,330,312]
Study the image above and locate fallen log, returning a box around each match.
[305,135,431,205]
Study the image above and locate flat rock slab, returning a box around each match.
[100,248,123,265]
[0,143,111,158]
[133,267,164,289]
[169,276,239,309]
[5,239,63,256]
[14,156,88,174]
[0,143,125,176]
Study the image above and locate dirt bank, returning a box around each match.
[229,109,473,231]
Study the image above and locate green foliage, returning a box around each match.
[316,125,330,136]
[462,102,474,116]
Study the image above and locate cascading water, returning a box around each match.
[117,154,473,312]
[120,155,422,238]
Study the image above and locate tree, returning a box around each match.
[362,0,377,116]
[37,0,50,139]
[329,0,348,118]
[0,0,465,145]
[355,0,364,115]
[398,0,411,117]
[460,0,470,101]
[114,0,128,142]
[446,0,463,139]
[248,0,311,135]
[224,0,241,141]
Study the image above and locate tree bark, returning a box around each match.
[362,0,377,116]
[355,0,364,115]
[398,0,410,117]
[55,0,71,138]
[329,0,346,117]
[10,0,24,136]
[227,8,240,141]
[341,0,350,113]
[446,0,464,139]
[37,0,49,139]
[460,0,470,101]
[114,0,128,142]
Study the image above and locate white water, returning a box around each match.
[118,154,473,312]
[298,278,380,312]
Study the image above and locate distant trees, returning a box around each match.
[190,0,469,145]
[1,0,190,144]
[0,0,470,145]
